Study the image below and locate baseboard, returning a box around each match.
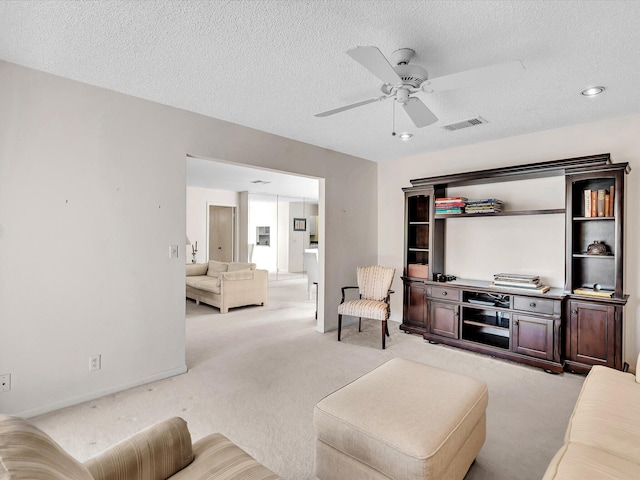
[17,365,188,419]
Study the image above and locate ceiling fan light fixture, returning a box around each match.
[581,86,605,96]
[398,132,413,140]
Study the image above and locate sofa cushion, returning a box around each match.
[222,270,254,281]
[173,433,280,480]
[186,263,208,276]
[564,365,640,464]
[0,414,94,480]
[191,277,221,294]
[542,442,640,479]
[227,262,256,272]
[207,260,229,276]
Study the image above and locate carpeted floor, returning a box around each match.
[32,277,585,479]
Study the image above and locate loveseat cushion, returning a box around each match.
[0,414,94,480]
[186,263,209,276]
[227,262,256,272]
[221,270,254,281]
[172,433,280,480]
[188,276,221,294]
[85,417,193,480]
[207,260,229,276]
[542,442,640,479]
[564,365,640,464]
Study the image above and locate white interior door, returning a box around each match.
[208,205,234,262]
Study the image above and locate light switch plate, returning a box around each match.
[169,245,179,258]
[0,374,10,392]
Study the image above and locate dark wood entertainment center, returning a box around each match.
[400,154,630,373]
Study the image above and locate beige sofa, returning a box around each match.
[0,415,280,480]
[542,353,640,479]
[186,261,268,313]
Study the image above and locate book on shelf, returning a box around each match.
[493,273,540,282]
[590,190,597,217]
[584,189,591,217]
[609,185,614,216]
[597,189,606,217]
[490,282,550,293]
[493,280,541,289]
[573,287,614,298]
[435,197,468,203]
[435,208,464,214]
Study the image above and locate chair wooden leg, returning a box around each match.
[338,314,342,341]
[358,318,362,332]
[382,320,386,349]
[385,321,390,337]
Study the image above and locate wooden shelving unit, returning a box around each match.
[400,153,630,373]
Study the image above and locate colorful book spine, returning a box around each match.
[590,190,597,217]
[597,189,606,217]
[609,185,614,216]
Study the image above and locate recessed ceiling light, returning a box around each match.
[581,86,605,96]
[398,132,413,140]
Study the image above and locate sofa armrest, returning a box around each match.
[84,417,194,480]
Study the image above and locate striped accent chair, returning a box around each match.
[338,265,395,349]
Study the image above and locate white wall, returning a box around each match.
[378,114,640,366]
[0,61,377,416]
[186,186,239,263]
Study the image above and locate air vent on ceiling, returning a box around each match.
[250,180,271,185]
[442,116,488,131]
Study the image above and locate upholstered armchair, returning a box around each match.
[337,265,395,349]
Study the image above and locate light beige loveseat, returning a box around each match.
[542,353,640,479]
[0,415,280,480]
[186,261,268,313]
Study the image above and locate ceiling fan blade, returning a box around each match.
[422,60,524,92]
[314,96,386,117]
[347,46,403,86]
[402,97,438,128]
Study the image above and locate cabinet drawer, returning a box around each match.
[513,296,558,316]
[430,286,460,301]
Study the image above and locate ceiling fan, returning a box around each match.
[315,46,524,128]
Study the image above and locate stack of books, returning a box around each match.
[435,197,467,214]
[573,287,614,298]
[490,273,550,293]
[465,198,504,214]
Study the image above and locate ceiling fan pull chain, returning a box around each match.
[391,100,396,136]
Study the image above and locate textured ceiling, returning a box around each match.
[1,1,640,162]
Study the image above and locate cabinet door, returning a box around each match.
[429,301,459,339]
[403,281,427,329]
[513,315,554,360]
[568,301,617,368]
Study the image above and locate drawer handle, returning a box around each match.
[571,309,578,315]
[442,291,447,296]
[529,302,536,308]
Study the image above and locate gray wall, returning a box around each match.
[0,61,378,416]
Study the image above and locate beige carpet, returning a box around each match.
[32,277,584,479]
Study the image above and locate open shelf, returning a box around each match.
[435,208,565,219]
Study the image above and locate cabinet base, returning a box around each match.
[422,332,564,373]
[399,324,427,335]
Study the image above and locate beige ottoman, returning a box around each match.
[313,358,488,480]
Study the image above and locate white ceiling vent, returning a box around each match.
[442,116,488,131]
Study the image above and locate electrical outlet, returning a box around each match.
[0,374,10,392]
[89,354,101,371]
[169,245,179,259]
